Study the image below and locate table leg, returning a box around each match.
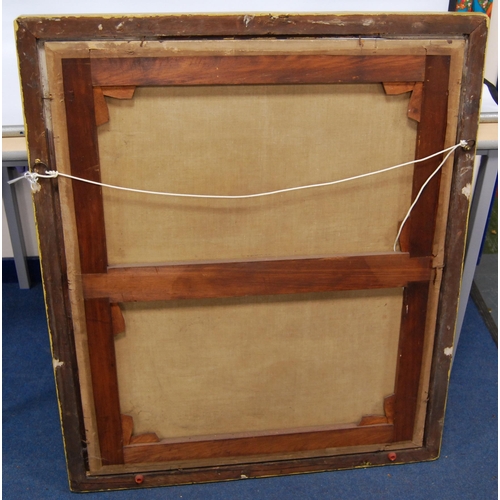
[2,164,31,289]
[454,149,498,357]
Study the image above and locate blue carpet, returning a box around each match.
[2,282,497,499]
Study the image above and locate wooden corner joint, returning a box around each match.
[93,86,136,126]
[110,303,126,336]
[382,82,422,122]
[357,394,395,426]
[121,414,160,446]
[383,82,415,95]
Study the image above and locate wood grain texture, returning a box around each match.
[424,19,487,454]
[389,56,452,445]
[357,415,388,426]
[384,394,396,424]
[392,282,429,442]
[78,445,437,490]
[16,13,486,40]
[358,394,395,426]
[88,444,437,490]
[62,58,108,274]
[110,303,126,336]
[408,82,423,122]
[408,56,451,257]
[383,82,415,95]
[102,86,136,99]
[130,433,160,445]
[82,254,432,302]
[15,12,487,491]
[84,299,124,465]
[93,87,110,126]
[90,55,425,86]
[123,414,162,445]
[62,58,123,465]
[16,22,91,489]
[383,80,422,122]
[123,424,394,464]
[397,218,411,253]
[122,415,134,446]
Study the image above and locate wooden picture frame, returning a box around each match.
[16,13,487,491]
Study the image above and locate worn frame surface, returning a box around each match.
[16,13,487,491]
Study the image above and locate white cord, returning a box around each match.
[9,141,467,250]
[392,143,462,251]
[8,170,60,193]
[9,141,465,199]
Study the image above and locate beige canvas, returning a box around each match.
[98,84,417,266]
[41,37,465,469]
[115,288,403,438]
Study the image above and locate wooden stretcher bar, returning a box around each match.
[15,13,487,491]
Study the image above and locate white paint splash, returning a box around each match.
[462,183,472,200]
[444,347,453,357]
[243,15,254,27]
[53,358,64,369]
